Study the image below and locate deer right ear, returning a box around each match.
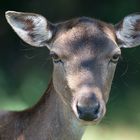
[5,11,55,48]
[115,13,140,48]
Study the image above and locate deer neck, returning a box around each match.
[24,81,85,140]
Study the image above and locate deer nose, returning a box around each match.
[76,94,101,121]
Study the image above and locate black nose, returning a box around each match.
[77,95,101,121]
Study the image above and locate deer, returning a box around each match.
[1,11,140,140]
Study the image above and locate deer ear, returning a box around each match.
[115,13,140,48]
[5,11,55,47]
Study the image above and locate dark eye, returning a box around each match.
[111,53,121,63]
[50,51,62,63]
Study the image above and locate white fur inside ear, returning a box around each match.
[5,11,53,47]
[116,14,140,48]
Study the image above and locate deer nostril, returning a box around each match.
[77,101,101,121]
[93,103,100,115]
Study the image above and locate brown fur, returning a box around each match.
[3,12,127,140]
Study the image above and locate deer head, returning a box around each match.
[5,11,140,123]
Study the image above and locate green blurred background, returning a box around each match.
[0,0,140,140]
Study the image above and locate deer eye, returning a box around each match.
[111,53,121,63]
[50,51,62,63]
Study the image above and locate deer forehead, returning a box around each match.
[52,18,117,56]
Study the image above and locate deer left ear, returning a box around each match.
[5,11,55,48]
[115,13,140,48]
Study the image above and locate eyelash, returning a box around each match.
[50,51,62,63]
[110,53,121,63]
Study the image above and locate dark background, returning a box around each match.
[0,0,140,139]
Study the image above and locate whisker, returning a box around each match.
[24,54,38,59]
